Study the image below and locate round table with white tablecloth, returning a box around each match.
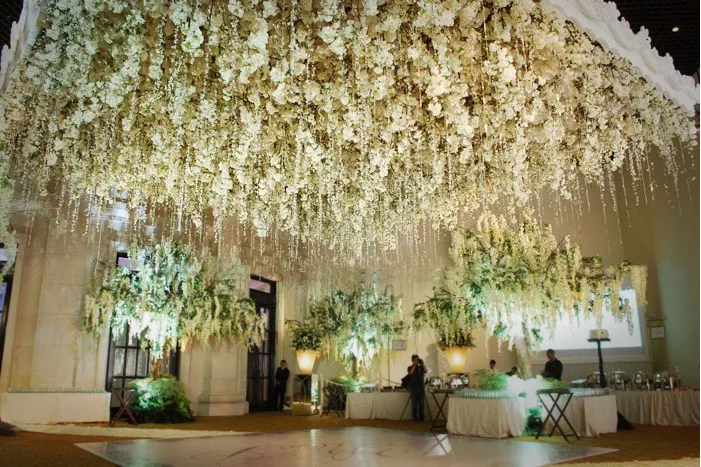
[447,396,526,438]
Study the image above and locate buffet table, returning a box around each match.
[615,391,700,426]
[544,393,618,437]
[345,392,440,420]
[447,397,526,438]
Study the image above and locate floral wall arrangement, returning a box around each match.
[83,242,266,359]
[0,0,695,263]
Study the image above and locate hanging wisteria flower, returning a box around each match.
[83,242,266,358]
[0,0,695,260]
[450,216,648,350]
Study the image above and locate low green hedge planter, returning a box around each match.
[129,376,193,423]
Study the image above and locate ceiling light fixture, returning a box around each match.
[672,26,680,32]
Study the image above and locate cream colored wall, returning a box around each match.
[616,145,700,388]
[0,215,111,423]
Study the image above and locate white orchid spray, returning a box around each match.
[0,0,694,261]
[450,216,648,350]
[83,242,266,358]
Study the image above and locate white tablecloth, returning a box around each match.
[345,392,441,420]
[542,394,618,437]
[615,391,700,426]
[447,397,526,438]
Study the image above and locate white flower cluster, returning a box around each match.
[0,0,695,257]
[83,242,266,358]
[450,216,648,350]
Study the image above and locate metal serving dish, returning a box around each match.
[608,371,629,390]
[654,371,681,391]
[427,377,443,391]
[631,371,651,390]
[585,372,608,388]
[447,374,469,389]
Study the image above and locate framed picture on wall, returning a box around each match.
[391,340,407,351]
[650,326,666,339]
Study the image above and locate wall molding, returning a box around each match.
[543,0,699,114]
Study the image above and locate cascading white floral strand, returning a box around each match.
[0,0,695,260]
[450,216,648,350]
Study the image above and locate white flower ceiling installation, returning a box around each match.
[0,0,697,259]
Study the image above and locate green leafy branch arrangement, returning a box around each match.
[412,285,481,349]
[83,242,266,359]
[306,286,403,375]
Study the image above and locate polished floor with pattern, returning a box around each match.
[77,427,616,466]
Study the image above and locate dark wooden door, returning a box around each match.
[0,274,13,375]
[246,276,276,412]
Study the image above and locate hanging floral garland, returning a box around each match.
[307,286,403,374]
[83,242,266,358]
[0,0,695,259]
[450,216,647,349]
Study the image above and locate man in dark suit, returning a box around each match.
[542,349,563,380]
[409,354,428,421]
[274,360,290,412]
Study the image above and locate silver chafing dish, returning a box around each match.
[447,374,469,389]
[360,383,378,393]
[427,377,443,391]
[654,371,681,391]
[608,371,629,390]
[585,372,608,388]
[631,371,651,390]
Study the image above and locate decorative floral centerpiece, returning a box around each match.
[413,285,480,373]
[287,319,324,374]
[83,242,266,359]
[413,286,480,350]
[0,0,694,261]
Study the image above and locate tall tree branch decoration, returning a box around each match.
[307,284,403,377]
[450,216,647,370]
[83,242,266,366]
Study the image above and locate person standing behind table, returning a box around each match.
[542,349,563,380]
[274,360,290,412]
[409,354,428,421]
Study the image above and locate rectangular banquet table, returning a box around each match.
[447,397,526,438]
[345,392,440,420]
[543,394,618,437]
[614,391,700,426]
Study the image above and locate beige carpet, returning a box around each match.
[559,459,699,467]
[16,422,249,439]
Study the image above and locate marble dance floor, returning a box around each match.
[77,427,616,466]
